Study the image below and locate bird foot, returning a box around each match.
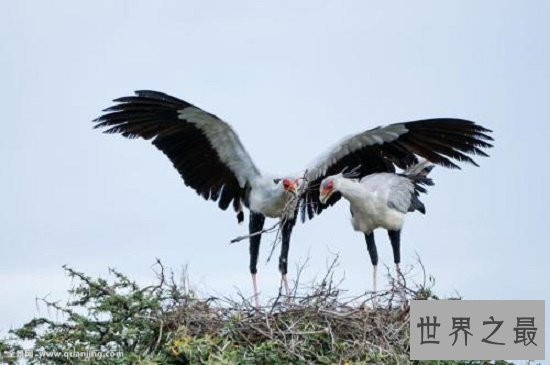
[252,274,261,309]
[281,274,292,304]
[394,264,407,309]
[371,265,378,309]
[371,295,379,311]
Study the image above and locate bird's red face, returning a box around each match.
[282,178,298,195]
[319,179,335,204]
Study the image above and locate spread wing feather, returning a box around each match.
[301,118,492,221]
[94,90,261,212]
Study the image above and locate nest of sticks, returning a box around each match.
[163,256,439,364]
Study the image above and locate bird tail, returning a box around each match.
[403,158,435,194]
[403,159,435,214]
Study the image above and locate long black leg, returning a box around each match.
[279,216,296,275]
[364,232,378,294]
[387,230,401,265]
[249,212,265,307]
[388,229,406,306]
[364,233,378,266]
[279,216,296,296]
[249,212,265,274]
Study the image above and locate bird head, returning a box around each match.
[319,177,337,204]
[281,178,299,196]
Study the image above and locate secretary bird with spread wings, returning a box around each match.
[94,90,493,306]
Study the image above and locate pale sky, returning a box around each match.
[1,0,549,358]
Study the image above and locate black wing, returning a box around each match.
[94,90,261,214]
[300,118,493,221]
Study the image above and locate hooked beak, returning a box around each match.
[319,187,333,204]
[285,182,298,197]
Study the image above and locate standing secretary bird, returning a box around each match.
[319,160,436,294]
[94,90,493,307]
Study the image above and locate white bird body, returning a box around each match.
[330,174,413,234]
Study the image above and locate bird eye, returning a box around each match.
[273,178,281,184]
